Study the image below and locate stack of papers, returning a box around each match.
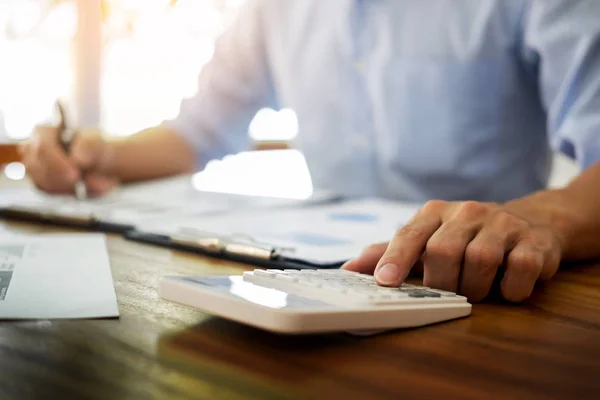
[2,175,423,268]
[1,174,339,228]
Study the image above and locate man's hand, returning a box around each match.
[343,198,571,302]
[19,125,118,196]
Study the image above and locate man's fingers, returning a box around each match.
[71,135,95,169]
[70,132,105,170]
[460,230,505,302]
[540,245,561,281]
[342,242,388,274]
[22,151,72,194]
[84,173,119,196]
[374,215,442,286]
[26,162,69,194]
[422,221,477,293]
[457,211,525,301]
[38,145,79,189]
[501,231,560,302]
[501,242,544,302]
[34,125,61,143]
[344,199,558,305]
[24,126,79,192]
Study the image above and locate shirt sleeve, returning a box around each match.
[521,0,600,170]
[162,0,276,170]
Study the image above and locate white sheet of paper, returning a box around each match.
[0,233,119,319]
[137,198,423,265]
[2,175,339,227]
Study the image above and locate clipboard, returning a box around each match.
[122,197,423,270]
[0,204,134,233]
[124,228,345,270]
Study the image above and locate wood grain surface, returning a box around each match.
[0,213,599,399]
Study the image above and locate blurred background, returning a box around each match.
[0,0,312,199]
[0,0,578,197]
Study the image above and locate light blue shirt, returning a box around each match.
[165,0,600,202]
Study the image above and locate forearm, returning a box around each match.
[102,126,196,183]
[506,161,600,261]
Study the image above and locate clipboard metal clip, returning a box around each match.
[171,228,295,262]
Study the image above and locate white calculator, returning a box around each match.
[158,269,472,335]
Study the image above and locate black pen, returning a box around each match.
[56,101,87,200]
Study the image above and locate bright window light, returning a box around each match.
[1,0,312,200]
[192,149,313,199]
[249,107,299,141]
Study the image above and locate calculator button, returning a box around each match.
[347,290,374,299]
[428,288,456,297]
[324,269,357,275]
[406,290,442,298]
[316,269,343,274]
[401,283,421,288]
[389,292,409,298]
[276,274,298,282]
[329,286,349,294]
[376,287,399,292]
[253,270,276,278]
[299,280,323,288]
[407,291,427,298]
[326,283,348,290]
[358,275,375,281]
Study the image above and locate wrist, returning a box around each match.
[504,189,581,259]
[98,138,120,177]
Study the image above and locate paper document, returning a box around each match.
[0,233,119,319]
[137,198,423,265]
[1,175,339,227]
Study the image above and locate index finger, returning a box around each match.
[374,215,441,286]
[341,242,389,274]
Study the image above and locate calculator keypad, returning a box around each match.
[243,269,466,306]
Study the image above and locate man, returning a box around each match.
[20,0,600,302]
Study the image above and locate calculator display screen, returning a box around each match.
[180,276,334,309]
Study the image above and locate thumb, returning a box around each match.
[341,242,389,274]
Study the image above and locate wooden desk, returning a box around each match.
[0,221,599,400]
